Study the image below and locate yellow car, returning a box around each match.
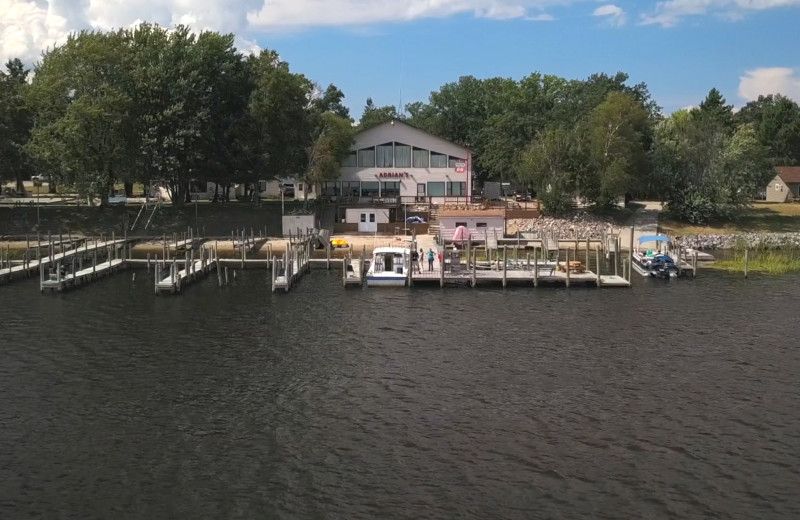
[331,238,348,248]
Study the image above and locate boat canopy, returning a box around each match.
[637,235,671,245]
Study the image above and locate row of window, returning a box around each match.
[342,142,465,169]
[321,181,467,197]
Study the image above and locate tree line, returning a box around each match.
[0,24,355,206]
[2,24,800,222]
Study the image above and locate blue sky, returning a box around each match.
[263,2,800,117]
[3,0,800,117]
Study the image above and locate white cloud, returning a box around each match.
[593,4,626,26]
[0,0,584,65]
[641,0,800,27]
[738,67,800,102]
[248,1,579,27]
[0,0,263,64]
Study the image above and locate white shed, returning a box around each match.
[345,207,390,232]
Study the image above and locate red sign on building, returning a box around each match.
[454,161,467,173]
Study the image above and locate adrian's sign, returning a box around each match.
[378,172,410,178]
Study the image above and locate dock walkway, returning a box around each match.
[1,238,129,284]
[40,259,127,292]
[155,248,217,295]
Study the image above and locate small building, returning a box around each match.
[344,207,391,233]
[766,167,800,202]
[438,209,505,243]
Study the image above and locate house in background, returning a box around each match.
[766,167,800,202]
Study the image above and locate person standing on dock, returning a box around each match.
[427,249,435,271]
[411,249,421,273]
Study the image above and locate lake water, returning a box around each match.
[1,268,799,519]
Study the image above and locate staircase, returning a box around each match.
[427,205,440,238]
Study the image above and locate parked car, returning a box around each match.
[405,216,427,224]
[30,174,49,182]
[107,194,127,205]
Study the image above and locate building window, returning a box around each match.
[413,147,429,168]
[381,181,400,197]
[448,182,467,196]
[358,147,375,167]
[456,222,467,228]
[360,213,366,223]
[342,181,360,197]
[448,156,466,168]
[376,143,393,167]
[369,214,375,223]
[427,182,445,196]
[394,143,411,168]
[430,152,447,168]
[321,182,340,196]
[361,181,379,197]
[342,151,357,167]
[476,222,487,228]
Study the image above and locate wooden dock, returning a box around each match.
[342,254,364,287]
[271,239,312,293]
[1,237,130,284]
[154,247,217,295]
[40,259,127,292]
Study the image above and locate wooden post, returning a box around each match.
[595,245,601,287]
[565,248,570,288]
[615,237,619,277]
[692,251,697,278]
[326,242,331,270]
[628,226,634,282]
[744,249,749,278]
[93,249,97,276]
[439,249,445,287]
[533,255,538,288]
[471,249,477,288]
[502,246,507,287]
[586,237,590,265]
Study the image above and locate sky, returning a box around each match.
[2,0,800,117]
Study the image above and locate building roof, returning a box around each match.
[775,166,800,184]
[438,208,505,218]
[353,119,472,156]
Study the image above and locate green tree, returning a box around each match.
[581,92,652,207]
[0,58,33,193]
[27,30,134,205]
[304,112,355,199]
[736,94,800,165]
[654,109,770,223]
[520,127,579,214]
[358,97,399,130]
[127,24,246,205]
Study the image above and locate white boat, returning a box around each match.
[632,235,682,278]
[366,246,410,287]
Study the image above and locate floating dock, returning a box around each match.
[154,248,217,295]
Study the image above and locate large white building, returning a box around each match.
[320,119,472,203]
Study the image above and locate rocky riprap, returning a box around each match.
[507,212,615,239]
[674,233,800,250]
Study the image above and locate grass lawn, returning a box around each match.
[659,202,800,235]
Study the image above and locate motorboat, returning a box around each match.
[632,235,681,278]
[365,247,410,287]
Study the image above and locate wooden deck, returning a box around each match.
[410,266,631,287]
